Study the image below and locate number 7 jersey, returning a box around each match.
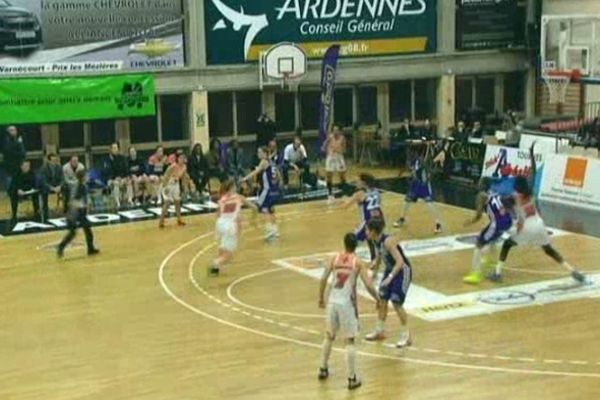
[328,252,359,306]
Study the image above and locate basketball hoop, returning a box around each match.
[542,70,576,104]
[281,72,302,92]
[259,42,307,91]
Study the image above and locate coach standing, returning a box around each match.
[57,169,99,258]
[2,126,26,191]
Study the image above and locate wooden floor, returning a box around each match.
[1,180,600,399]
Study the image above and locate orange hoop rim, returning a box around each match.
[543,69,582,82]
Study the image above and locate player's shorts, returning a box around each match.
[355,223,367,242]
[216,218,238,252]
[379,265,411,305]
[406,181,432,202]
[326,302,359,339]
[257,188,277,214]
[511,215,551,247]
[161,181,180,202]
[477,220,512,247]
[325,153,346,173]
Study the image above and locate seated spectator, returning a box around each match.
[470,121,484,141]
[282,135,311,188]
[420,119,435,140]
[206,138,225,181]
[39,153,64,222]
[62,155,85,214]
[268,138,283,167]
[103,143,129,208]
[399,118,417,139]
[188,143,209,196]
[148,146,168,203]
[9,160,40,226]
[454,121,468,142]
[127,146,149,205]
[226,139,246,182]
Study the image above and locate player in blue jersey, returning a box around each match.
[364,217,412,348]
[393,151,443,234]
[340,173,383,261]
[241,146,280,241]
[463,177,515,284]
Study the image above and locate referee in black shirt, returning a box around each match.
[57,169,99,258]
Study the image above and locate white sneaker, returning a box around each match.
[364,330,385,341]
[327,195,334,205]
[395,331,412,348]
[265,230,278,242]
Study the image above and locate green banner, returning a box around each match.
[0,74,156,124]
[204,0,437,64]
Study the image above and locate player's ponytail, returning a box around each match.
[220,178,235,195]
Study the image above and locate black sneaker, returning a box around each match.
[209,267,220,277]
[318,367,329,380]
[392,218,405,228]
[571,270,586,283]
[488,272,502,283]
[56,247,64,259]
[347,375,362,390]
[88,248,100,256]
[434,223,443,234]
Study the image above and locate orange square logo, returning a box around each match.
[563,157,588,188]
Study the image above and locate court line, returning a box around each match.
[159,226,600,378]
[204,209,600,370]
[226,267,377,319]
[219,265,600,368]
[159,202,600,374]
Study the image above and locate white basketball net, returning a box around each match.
[282,73,302,92]
[543,73,571,104]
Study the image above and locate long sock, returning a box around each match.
[561,261,574,271]
[426,202,443,226]
[321,337,333,369]
[472,248,482,273]
[327,181,333,196]
[346,344,356,378]
[483,243,497,265]
[495,261,505,275]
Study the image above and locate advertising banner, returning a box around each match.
[204,0,437,64]
[539,154,600,212]
[482,145,545,178]
[318,44,340,153]
[519,133,570,155]
[0,0,184,76]
[0,74,156,124]
[455,0,525,50]
[446,141,486,182]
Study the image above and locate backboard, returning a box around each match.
[259,42,307,91]
[541,15,600,79]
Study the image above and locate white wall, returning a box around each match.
[543,0,600,14]
[543,0,600,105]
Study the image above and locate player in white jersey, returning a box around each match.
[318,232,380,390]
[490,176,586,283]
[209,179,257,276]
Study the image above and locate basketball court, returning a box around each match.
[2,4,600,400]
[1,185,600,399]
